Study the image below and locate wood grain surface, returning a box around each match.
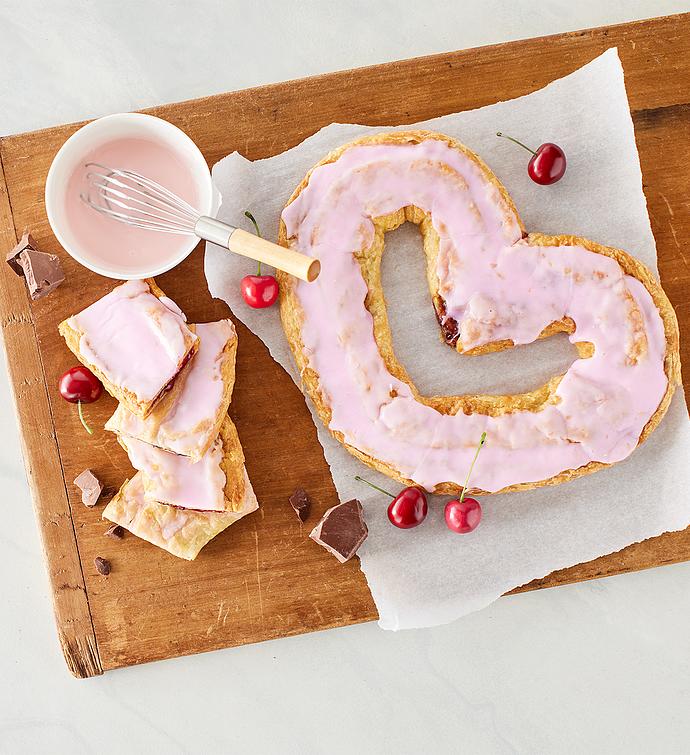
[0,13,688,677]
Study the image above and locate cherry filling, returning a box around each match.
[433,232,527,347]
[433,295,459,346]
[152,348,195,406]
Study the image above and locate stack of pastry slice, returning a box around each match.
[104,318,258,560]
[60,280,257,560]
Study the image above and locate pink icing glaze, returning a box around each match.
[121,434,227,511]
[159,295,188,322]
[63,137,199,278]
[103,470,258,558]
[105,320,235,457]
[281,138,669,492]
[67,280,197,404]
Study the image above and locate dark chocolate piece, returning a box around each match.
[6,231,34,275]
[94,556,111,575]
[74,469,103,508]
[289,487,311,522]
[6,232,64,300]
[309,499,368,563]
[104,524,125,540]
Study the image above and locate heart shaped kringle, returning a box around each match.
[277,130,681,495]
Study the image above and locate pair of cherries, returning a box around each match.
[352,136,559,524]
[357,433,487,534]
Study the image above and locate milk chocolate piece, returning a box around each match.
[309,499,368,563]
[21,249,65,300]
[289,487,311,522]
[74,469,103,508]
[104,524,125,540]
[94,556,111,575]
[6,232,64,300]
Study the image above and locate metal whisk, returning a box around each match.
[81,163,320,282]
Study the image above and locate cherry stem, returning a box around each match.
[354,475,394,499]
[496,132,537,157]
[78,400,93,435]
[244,210,263,276]
[459,432,487,503]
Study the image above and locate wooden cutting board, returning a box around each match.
[1,13,689,678]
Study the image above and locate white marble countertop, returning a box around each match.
[2,2,689,753]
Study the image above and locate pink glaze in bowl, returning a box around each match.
[45,113,220,279]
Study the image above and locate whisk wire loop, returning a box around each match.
[78,162,320,282]
[81,163,201,233]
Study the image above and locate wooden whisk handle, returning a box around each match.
[228,228,320,282]
[195,216,319,282]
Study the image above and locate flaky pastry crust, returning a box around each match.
[277,131,681,495]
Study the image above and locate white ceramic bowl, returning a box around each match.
[45,112,220,279]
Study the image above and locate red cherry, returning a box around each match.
[241,274,279,308]
[59,366,102,404]
[497,132,566,185]
[444,431,486,534]
[444,496,482,534]
[355,475,428,529]
[387,487,428,529]
[240,211,279,308]
[528,144,566,185]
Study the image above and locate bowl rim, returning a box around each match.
[45,112,216,280]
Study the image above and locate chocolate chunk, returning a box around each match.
[6,231,34,275]
[309,499,368,563]
[6,232,64,300]
[74,469,103,508]
[94,556,111,575]
[289,487,311,522]
[19,249,65,300]
[104,524,125,540]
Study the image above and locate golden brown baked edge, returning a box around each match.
[276,130,681,495]
[58,278,198,418]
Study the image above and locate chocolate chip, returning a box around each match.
[94,556,111,575]
[104,524,125,540]
[289,487,311,522]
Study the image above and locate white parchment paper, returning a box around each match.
[205,49,690,630]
